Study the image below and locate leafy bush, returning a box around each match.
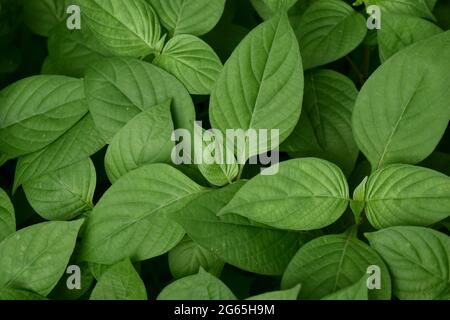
[0,0,449,301]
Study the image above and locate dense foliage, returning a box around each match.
[0,0,450,300]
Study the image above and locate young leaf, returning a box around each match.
[366,226,450,300]
[23,158,96,221]
[22,0,67,37]
[153,35,223,95]
[148,0,226,36]
[168,236,224,279]
[209,14,303,159]
[281,233,391,300]
[157,268,236,300]
[0,187,15,241]
[246,284,301,300]
[293,0,367,69]
[378,12,442,63]
[80,164,206,264]
[352,31,450,171]
[220,158,349,231]
[321,275,368,300]
[0,220,83,296]
[194,124,239,187]
[47,22,113,77]
[14,114,104,190]
[168,183,300,276]
[281,69,359,176]
[0,76,87,158]
[364,164,450,229]
[84,57,195,143]
[75,0,162,57]
[105,100,174,183]
[90,259,147,300]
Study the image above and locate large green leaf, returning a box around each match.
[148,0,226,36]
[105,100,174,184]
[281,69,359,176]
[247,285,301,300]
[23,158,96,221]
[209,14,303,160]
[90,259,147,300]
[0,76,87,158]
[364,164,450,229]
[47,22,113,77]
[168,183,300,275]
[153,35,223,95]
[14,114,104,190]
[366,226,450,300]
[0,220,83,296]
[321,275,368,300]
[84,57,195,143]
[80,164,205,264]
[76,0,162,57]
[352,31,450,171]
[293,0,366,69]
[22,0,67,37]
[168,236,224,279]
[220,158,349,231]
[0,187,15,242]
[157,268,236,300]
[281,233,391,300]
[378,12,442,63]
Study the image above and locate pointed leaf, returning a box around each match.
[220,158,349,231]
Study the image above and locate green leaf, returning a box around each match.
[193,123,239,187]
[14,114,104,190]
[84,57,195,143]
[148,0,226,36]
[321,275,368,300]
[293,0,367,69]
[0,289,47,300]
[378,13,442,63]
[0,187,15,242]
[364,165,450,229]
[75,0,162,57]
[281,69,359,176]
[153,35,223,95]
[23,158,96,221]
[80,164,205,264]
[363,0,437,21]
[157,268,236,300]
[209,14,303,160]
[105,100,174,183]
[281,233,391,300]
[246,284,301,300]
[366,226,450,300]
[22,0,67,37]
[0,220,83,296]
[352,31,450,171]
[220,158,349,231]
[90,259,147,300]
[250,0,300,19]
[47,22,113,77]
[168,236,224,279]
[168,183,300,275]
[0,76,87,158]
